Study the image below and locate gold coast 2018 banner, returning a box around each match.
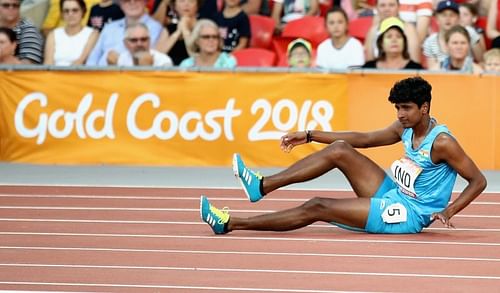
[0,71,348,166]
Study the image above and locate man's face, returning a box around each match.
[437,9,459,31]
[395,102,426,128]
[124,26,150,53]
[0,0,20,23]
[120,0,146,18]
[376,0,399,19]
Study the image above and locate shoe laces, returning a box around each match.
[210,205,230,224]
[249,169,263,180]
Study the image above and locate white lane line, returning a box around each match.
[1,232,500,246]
[0,218,499,232]
[0,283,379,293]
[0,206,497,219]
[0,264,499,280]
[0,194,499,205]
[1,246,499,262]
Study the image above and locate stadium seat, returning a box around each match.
[319,0,333,17]
[281,16,329,47]
[249,15,276,49]
[349,16,373,43]
[233,48,277,66]
[271,36,295,67]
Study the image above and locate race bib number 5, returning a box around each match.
[382,203,408,224]
[390,157,422,198]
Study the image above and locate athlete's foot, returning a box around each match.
[232,153,264,202]
[200,196,230,234]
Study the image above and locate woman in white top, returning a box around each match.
[44,0,99,65]
[315,7,365,70]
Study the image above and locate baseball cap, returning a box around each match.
[378,17,405,35]
[436,0,459,13]
[287,38,312,56]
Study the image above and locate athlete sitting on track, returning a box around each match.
[200,76,487,235]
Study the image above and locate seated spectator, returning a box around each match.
[214,0,250,52]
[459,3,486,52]
[486,0,500,48]
[44,0,99,65]
[155,0,199,65]
[364,0,420,62]
[42,0,100,36]
[0,27,21,64]
[430,25,483,74]
[362,17,423,69]
[423,0,483,68]
[398,0,432,42]
[271,0,319,33]
[86,0,167,66]
[118,22,173,66]
[87,0,124,32]
[316,7,364,69]
[179,19,236,68]
[483,47,500,72]
[287,38,312,67]
[0,0,43,64]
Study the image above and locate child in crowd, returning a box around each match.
[483,48,500,72]
[316,7,364,69]
[287,38,312,67]
[214,0,251,52]
[459,3,486,52]
[87,0,125,32]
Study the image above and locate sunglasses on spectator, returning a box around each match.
[0,2,20,8]
[199,34,219,40]
[62,8,81,14]
[127,37,150,43]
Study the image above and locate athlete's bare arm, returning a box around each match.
[280,120,404,152]
[430,134,487,227]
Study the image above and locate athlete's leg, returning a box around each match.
[228,197,371,231]
[263,141,387,198]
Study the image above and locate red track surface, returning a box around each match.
[0,186,499,292]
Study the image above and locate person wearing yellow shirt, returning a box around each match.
[41,0,100,36]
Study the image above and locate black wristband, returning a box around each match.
[306,130,312,143]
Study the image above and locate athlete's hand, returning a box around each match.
[280,131,307,153]
[430,212,455,229]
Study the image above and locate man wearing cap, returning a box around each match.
[422,0,483,69]
[287,38,312,68]
[364,0,420,63]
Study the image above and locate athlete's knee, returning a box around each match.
[325,140,355,161]
[301,197,332,215]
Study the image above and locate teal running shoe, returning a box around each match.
[232,153,263,202]
[200,196,230,234]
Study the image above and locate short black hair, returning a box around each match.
[388,76,432,108]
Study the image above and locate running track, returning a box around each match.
[0,186,499,292]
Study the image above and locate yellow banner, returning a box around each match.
[0,71,348,166]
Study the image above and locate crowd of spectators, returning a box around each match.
[1,0,499,73]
